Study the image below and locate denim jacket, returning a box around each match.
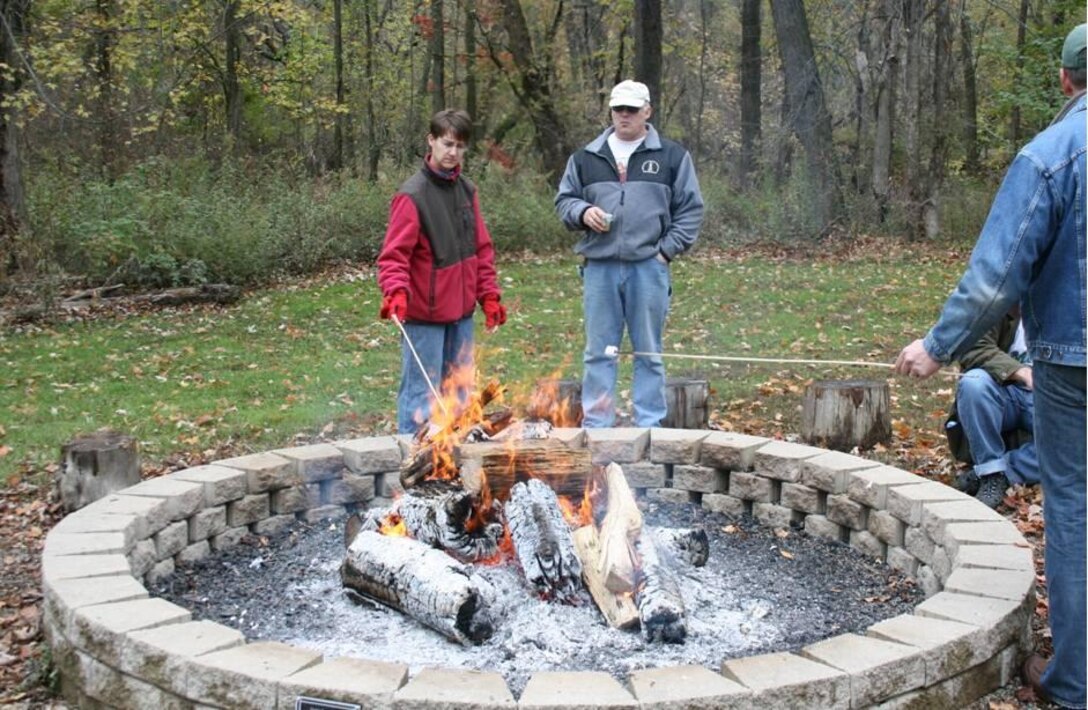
[925,93,1086,368]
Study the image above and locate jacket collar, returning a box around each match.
[421,155,461,184]
[586,124,662,154]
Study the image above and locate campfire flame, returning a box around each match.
[378,511,407,537]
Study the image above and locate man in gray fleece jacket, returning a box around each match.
[555,80,704,427]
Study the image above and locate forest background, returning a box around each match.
[0,0,1082,294]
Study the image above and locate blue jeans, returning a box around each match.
[1034,362,1086,708]
[396,317,474,434]
[581,257,670,427]
[955,369,1039,485]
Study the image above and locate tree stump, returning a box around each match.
[660,377,710,429]
[527,379,583,427]
[801,380,891,451]
[57,430,140,512]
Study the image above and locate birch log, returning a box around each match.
[395,480,504,561]
[635,531,688,643]
[572,525,640,629]
[652,527,710,567]
[597,462,643,592]
[340,531,494,645]
[505,479,583,603]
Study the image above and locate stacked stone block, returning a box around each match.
[41,428,1034,709]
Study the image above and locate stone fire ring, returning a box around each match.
[42,428,1035,709]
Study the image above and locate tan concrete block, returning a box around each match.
[154,520,189,560]
[941,522,1028,560]
[826,494,867,530]
[211,526,248,551]
[846,466,925,508]
[753,503,795,529]
[277,656,408,710]
[44,574,149,637]
[868,509,906,546]
[622,461,668,488]
[886,546,919,577]
[702,493,747,517]
[942,567,1035,602]
[253,515,297,538]
[271,443,346,483]
[71,598,191,667]
[122,620,245,697]
[921,499,1006,544]
[76,650,188,709]
[756,440,829,482]
[729,471,773,502]
[302,504,347,523]
[648,488,696,505]
[850,529,887,560]
[780,482,822,514]
[673,464,727,493]
[189,505,228,541]
[519,670,636,709]
[914,592,1027,652]
[121,476,205,521]
[721,652,850,709]
[868,613,1006,685]
[650,428,709,464]
[171,464,247,506]
[952,543,1034,572]
[904,526,935,565]
[328,472,376,505]
[338,436,403,474]
[43,531,130,557]
[886,482,964,525]
[800,450,880,492]
[585,427,650,463]
[804,514,845,543]
[872,647,1007,708]
[628,664,751,708]
[177,540,211,565]
[394,667,515,709]
[51,512,145,549]
[549,428,587,448]
[227,493,271,527]
[187,641,322,709]
[698,431,770,471]
[41,554,131,582]
[83,492,173,536]
[217,451,299,493]
[801,633,924,706]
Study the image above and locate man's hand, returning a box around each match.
[379,290,408,321]
[481,295,506,332]
[1011,366,1034,390]
[582,206,611,233]
[894,339,942,379]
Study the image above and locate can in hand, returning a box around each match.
[601,212,614,229]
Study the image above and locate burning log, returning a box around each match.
[460,439,592,500]
[651,527,710,567]
[597,462,643,592]
[504,479,583,603]
[341,530,494,645]
[394,480,504,562]
[571,525,640,629]
[634,531,688,643]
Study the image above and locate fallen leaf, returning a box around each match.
[779,549,794,560]
[722,525,738,534]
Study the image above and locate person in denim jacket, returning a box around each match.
[896,24,1086,709]
[555,80,704,427]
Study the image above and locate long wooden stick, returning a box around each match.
[391,314,450,416]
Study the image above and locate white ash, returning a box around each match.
[156,503,921,696]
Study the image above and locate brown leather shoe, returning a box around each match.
[1022,653,1057,705]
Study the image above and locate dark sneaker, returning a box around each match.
[953,469,980,496]
[1021,653,1055,705]
[975,472,1010,509]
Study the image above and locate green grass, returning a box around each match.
[0,246,970,483]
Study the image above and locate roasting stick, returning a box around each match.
[602,345,962,377]
[391,314,451,417]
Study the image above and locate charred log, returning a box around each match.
[634,532,687,643]
[341,531,493,645]
[504,479,583,603]
[652,527,710,567]
[460,439,592,500]
[396,480,504,562]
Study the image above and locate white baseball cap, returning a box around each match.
[609,80,651,108]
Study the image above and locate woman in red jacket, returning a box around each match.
[377,109,505,434]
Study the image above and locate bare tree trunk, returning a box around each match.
[739,0,761,188]
[770,0,844,235]
[901,0,922,195]
[633,0,662,108]
[694,0,710,158]
[94,0,118,181]
[430,0,445,112]
[921,0,952,239]
[850,0,871,193]
[0,0,29,281]
[1010,0,1028,148]
[363,0,381,179]
[223,0,243,153]
[564,0,608,119]
[330,0,345,172]
[959,3,979,173]
[465,0,477,132]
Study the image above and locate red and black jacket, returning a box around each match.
[377,160,500,324]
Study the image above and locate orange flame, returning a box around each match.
[378,511,407,537]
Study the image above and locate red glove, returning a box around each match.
[380,290,408,321]
[481,295,506,330]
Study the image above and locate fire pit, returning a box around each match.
[41,427,1035,708]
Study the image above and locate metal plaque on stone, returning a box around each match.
[296,697,361,710]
